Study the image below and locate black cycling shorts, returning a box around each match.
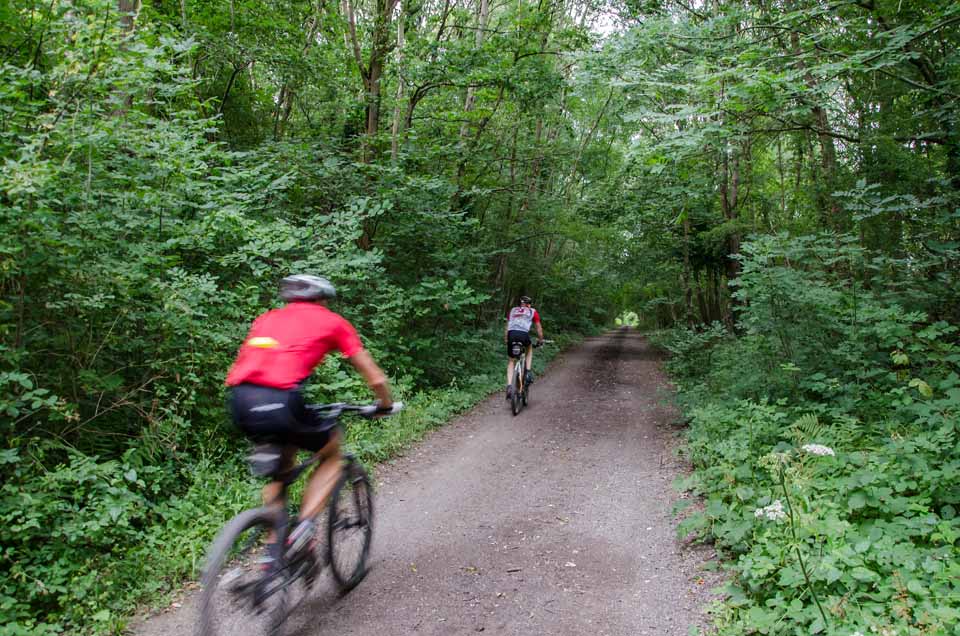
[228,383,333,451]
[506,330,532,358]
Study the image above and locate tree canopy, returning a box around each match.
[1,0,958,633]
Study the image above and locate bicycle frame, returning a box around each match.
[512,357,526,389]
[200,401,400,636]
[237,403,397,588]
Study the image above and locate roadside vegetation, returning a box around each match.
[653,235,959,635]
[628,1,960,633]
[2,0,958,634]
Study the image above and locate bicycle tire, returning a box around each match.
[522,374,529,407]
[198,507,289,636]
[327,461,373,592]
[511,368,522,416]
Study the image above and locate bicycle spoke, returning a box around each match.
[199,512,290,636]
[328,466,373,592]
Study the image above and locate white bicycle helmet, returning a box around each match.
[279,274,336,302]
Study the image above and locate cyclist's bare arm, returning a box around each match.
[348,349,393,408]
[536,323,544,342]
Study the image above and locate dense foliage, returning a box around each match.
[620,1,960,634]
[3,0,958,633]
[656,234,959,635]
[1,0,624,632]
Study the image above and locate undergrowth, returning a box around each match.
[653,234,960,636]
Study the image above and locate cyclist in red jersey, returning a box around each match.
[504,295,544,399]
[225,274,393,563]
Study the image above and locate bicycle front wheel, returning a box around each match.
[198,508,289,636]
[327,461,373,592]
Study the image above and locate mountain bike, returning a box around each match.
[507,339,547,416]
[197,401,402,636]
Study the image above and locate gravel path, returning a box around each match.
[133,328,719,636]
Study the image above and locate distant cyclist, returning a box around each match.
[504,295,544,399]
[225,274,394,568]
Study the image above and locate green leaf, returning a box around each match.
[909,378,933,398]
[906,580,926,595]
[850,567,878,582]
[849,492,867,510]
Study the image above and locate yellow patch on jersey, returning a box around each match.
[247,336,279,349]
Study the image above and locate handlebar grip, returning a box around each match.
[361,401,404,418]
[382,401,404,415]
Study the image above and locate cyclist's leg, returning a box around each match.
[262,447,296,510]
[228,384,297,561]
[298,432,343,520]
[280,429,340,557]
[506,334,520,397]
[262,447,296,557]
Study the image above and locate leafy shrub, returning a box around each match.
[667,232,960,636]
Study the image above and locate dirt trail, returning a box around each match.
[134,328,718,636]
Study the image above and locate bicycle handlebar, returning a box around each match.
[307,401,404,420]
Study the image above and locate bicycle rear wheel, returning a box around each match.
[511,367,522,416]
[327,461,373,592]
[198,508,289,636]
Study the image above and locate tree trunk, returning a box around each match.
[274,9,321,141]
[682,211,694,323]
[788,21,838,225]
[695,271,710,324]
[342,0,398,246]
[719,142,741,329]
[390,7,405,162]
[459,0,490,142]
[111,0,141,116]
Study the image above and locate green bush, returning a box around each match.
[666,233,960,636]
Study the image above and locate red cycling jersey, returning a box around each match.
[225,302,364,390]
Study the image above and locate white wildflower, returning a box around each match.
[758,451,792,473]
[802,443,835,457]
[852,632,864,636]
[753,500,787,521]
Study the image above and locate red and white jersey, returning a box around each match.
[506,306,541,333]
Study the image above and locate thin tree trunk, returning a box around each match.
[682,211,694,323]
[518,118,545,216]
[695,271,710,324]
[565,89,613,202]
[788,23,838,224]
[274,9,321,140]
[390,5,405,162]
[111,0,141,116]
[719,141,742,329]
[459,0,490,142]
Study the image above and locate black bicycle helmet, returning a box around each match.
[279,274,336,302]
[519,295,532,304]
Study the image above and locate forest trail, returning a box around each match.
[134,328,719,636]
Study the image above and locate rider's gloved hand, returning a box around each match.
[373,400,403,417]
